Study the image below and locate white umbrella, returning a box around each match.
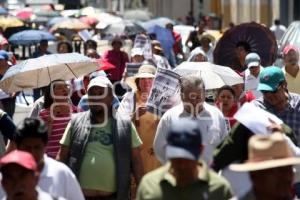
[173,62,243,90]
[0,53,99,93]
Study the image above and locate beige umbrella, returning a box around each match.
[0,53,98,93]
[51,18,90,31]
[0,16,24,29]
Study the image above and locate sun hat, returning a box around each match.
[245,52,261,68]
[87,76,113,91]
[229,133,300,172]
[126,64,156,91]
[166,118,202,161]
[0,150,37,171]
[151,40,163,52]
[257,66,285,92]
[198,32,215,42]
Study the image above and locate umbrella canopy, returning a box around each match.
[47,17,70,27]
[15,9,34,20]
[0,53,99,93]
[141,17,175,29]
[9,30,56,45]
[95,13,123,29]
[0,16,24,29]
[96,59,115,71]
[103,20,145,36]
[123,9,152,21]
[0,7,8,15]
[79,16,99,26]
[214,22,277,71]
[173,61,244,90]
[51,18,90,31]
[148,25,174,52]
[279,21,300,52]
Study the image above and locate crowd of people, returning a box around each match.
[0,10,299,200]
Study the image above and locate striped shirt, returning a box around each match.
[39,105,80,158]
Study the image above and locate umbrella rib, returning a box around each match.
[65,63,78,79]
[47,67,52,83]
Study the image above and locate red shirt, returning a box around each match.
[172,31,182,54]
[103,50,129,81]
[39,105,80,158]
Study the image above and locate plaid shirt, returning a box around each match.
[253,92,300,143]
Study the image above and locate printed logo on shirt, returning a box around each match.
[88,129,113,145]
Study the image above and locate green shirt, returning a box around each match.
[60,119,142,192]
[137,162,233,200]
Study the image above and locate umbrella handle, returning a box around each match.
[22,91,29,106]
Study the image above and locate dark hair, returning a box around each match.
[40,40,48,45]
[84,39,97,51]
[236,41,251,53]
[43,84,53,109]
[43,80,65,109]
[14,118,48,145]
[216,85,236,99]
[57,41,73,53]
[274,19,280,25]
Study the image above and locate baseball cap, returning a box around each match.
[0,150,37,171]
[283,44,299,56]
[87,76,113,91]
[245,53,261,68]
[257,66,285,92]
[166,118,202,161]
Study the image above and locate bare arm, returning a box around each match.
[56,145,70,163]
[131,147,144,185]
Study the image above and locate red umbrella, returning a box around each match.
[96,59,116,71]
[15,9,34,20]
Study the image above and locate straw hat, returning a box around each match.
[126,64,156,91]
[230,133,300,172]
[198,32,215,42]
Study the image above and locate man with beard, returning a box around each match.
[282,45,300,94]
[57,76,144,200]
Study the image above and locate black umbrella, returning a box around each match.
[214,22,277,71]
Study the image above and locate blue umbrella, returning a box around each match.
[47,17,70,28]
[148,25,174,53]
[8,30,56,45]
[0,7,8,15]
[141,17,175,30]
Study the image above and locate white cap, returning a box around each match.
[87,76,113,91]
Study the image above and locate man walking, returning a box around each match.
[57,76,144,200]
[154,74,228,165]
[230,133,300,199]
[138,118,232,200]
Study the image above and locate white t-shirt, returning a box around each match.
[244,67,263,99]
[270,24,287,41]
[153,102,228,165]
